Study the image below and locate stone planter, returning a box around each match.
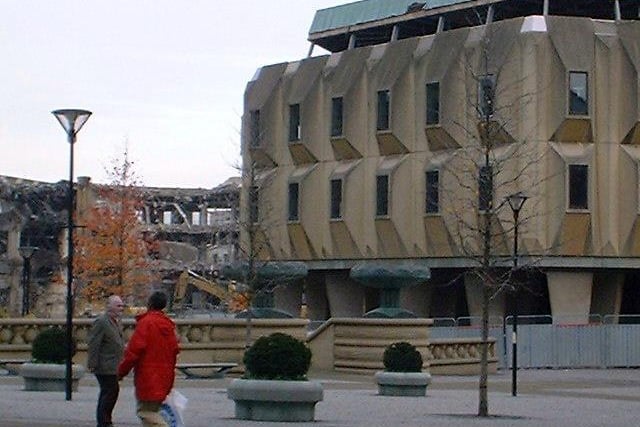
[19,363,85,392]
[374,371,431,396]
[227,379,323,422]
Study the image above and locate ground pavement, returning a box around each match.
[0,368,638,426]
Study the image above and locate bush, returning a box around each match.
[243,333,312,380]
[382,341,423,372]
[31,327,76,364]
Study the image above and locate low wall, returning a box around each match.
[0,318,496,375]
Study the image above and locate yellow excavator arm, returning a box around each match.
[174,270,229,305]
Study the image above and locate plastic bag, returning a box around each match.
[159,389,188,427]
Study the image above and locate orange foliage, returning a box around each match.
[74,150,158,304]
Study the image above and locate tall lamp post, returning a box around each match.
[506,191,527,397]
[52,109,92,401]
[18,246,38,316]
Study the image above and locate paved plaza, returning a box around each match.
[0,368,638,426]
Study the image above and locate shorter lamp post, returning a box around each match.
[18,246,38,316]
[506,191,527,397]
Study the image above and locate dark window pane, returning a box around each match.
[249,110,261,148]
[569,72,588,116]
[479,75,495,118]
[330,179,342,219]
[425,170,439,213]
[426,82,440,125]
[569,164,588,209]
[289,104,301,141]
[288,182,299,221]
[331,97,343,137]
[478,165,493,211]
[376,175,389,216]
[377,90,390,131]
[249,186,259,223]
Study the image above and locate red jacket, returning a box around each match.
[117,310,179,402]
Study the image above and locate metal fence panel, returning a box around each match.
[604,324,640,367]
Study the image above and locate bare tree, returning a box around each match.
[437,18,553,416]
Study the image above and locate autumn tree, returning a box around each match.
[74,149,158,307]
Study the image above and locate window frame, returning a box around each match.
[331,97,344,138]
[425,169,440,214]
[376,174,390,217]
[478,164,493,212]
[568,71,589,117]
[376,89,391,131]
[288,182,300,222]
[330,178,343,220]
[249,185,259,224]
[426,82,440,126]
[288,103,301,142]
[478,74,496,119]
[249,110,261,148]
[567,163,589,211]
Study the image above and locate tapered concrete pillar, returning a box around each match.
[591,272,623,322]
[325,271,364,317]
[274,282,303,318]
[401,284,432,318]
[546,271,593,324]
[304,273,329,321]
[464,273,505,324]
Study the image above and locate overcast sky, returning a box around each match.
[1,0,346,188]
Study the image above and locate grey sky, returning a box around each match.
[1,0,345,188]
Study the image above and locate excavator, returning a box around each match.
[172,270,248,313]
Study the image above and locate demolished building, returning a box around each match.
[0,175,240,317]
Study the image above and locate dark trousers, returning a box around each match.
[95,374,119,427]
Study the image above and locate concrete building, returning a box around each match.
[241,0,640,324]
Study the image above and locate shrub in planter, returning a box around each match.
[383,341,423,372]
[31,327,76,364]
[20,327,84,392]
[243,332,311,380]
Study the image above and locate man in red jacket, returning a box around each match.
[118,291,179,427]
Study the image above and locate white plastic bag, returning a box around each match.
[160,389,188,427]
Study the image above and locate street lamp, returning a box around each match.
[18,246,38,316]
[52,108,92,401]
[506,191,527,397]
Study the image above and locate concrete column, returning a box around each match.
[304,274,329,321]
[274,282,303,318]
[464,273,505,324]
[401,284,432,318]
[325,271,364,317]
[591,272,624,322]
[546,271,593,324]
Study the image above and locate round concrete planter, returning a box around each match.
[374,371,431,396]
[227,379,323,422]
[19,363,85,392]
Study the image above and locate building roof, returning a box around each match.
[309,0,640,52]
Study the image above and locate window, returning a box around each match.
[425,170,439,213]
[249,185,259,223]
[331,97,344,137]
[478,75,496,118]
[376,174,389,216]
[289,104,301,141]
[377,90,390,131]
[426,82,440,125]
[288,182,299,221]
[569,72,588,116]
[568,164,588,210]
[163,211,172,225]
[330,179,343,219]
[191,211,200,225]
[478,165,493,211]
[249,110,261,147]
